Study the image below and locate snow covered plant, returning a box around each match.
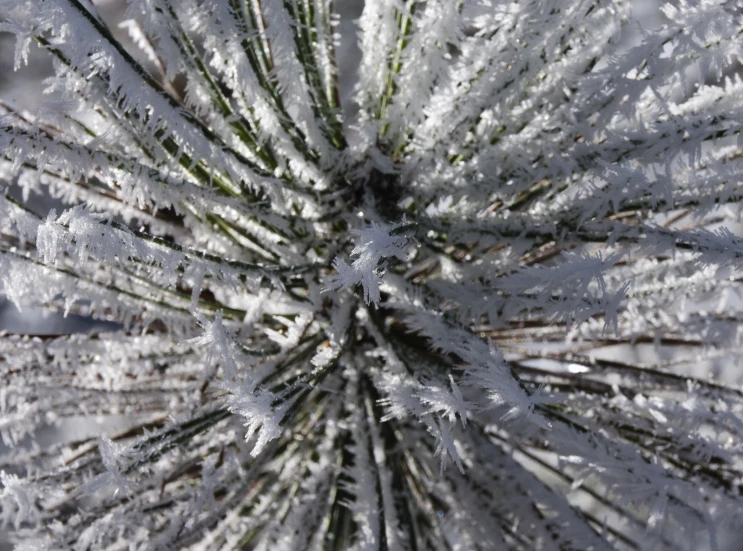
[5,0,743,549]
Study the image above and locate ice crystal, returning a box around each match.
[1,0,743,549]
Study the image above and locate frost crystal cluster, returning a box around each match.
[2,0,743,549]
